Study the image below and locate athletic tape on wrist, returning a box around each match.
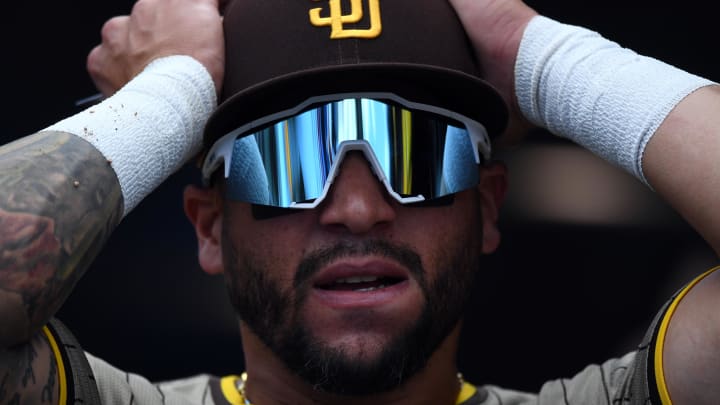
[46,55,216,216]
[515,16,714,184]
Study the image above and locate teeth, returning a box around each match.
[355,284,386,292]
[335,276,379,284]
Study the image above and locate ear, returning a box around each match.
[477,162,508,254]
[183,184,224,275]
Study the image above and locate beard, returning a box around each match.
[222,215,481,396]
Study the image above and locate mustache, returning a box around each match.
[294,239,426,289]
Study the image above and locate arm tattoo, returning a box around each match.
[0,131,123,342]
[0,333,58,404]
[40,348,57,403]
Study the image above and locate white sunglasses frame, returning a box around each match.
[201,92,492,208]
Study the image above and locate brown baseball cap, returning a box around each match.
[203,0,508,150]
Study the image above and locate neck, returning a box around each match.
[239,323,464,405]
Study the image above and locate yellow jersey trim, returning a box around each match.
[456,381,477,404]
[41,325,67,405]
[655,266,719,405]
[219,373,478,404]
[220,375,245,404]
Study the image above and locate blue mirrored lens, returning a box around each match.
[225,98,479,207]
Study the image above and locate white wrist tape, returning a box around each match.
[515,16,714,184]
[46,55,216,216]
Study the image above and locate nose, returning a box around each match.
[318,152,397,234]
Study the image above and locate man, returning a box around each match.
[1,0,719,405]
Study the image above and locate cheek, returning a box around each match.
[223,204,315,275]
[398,192,484,276]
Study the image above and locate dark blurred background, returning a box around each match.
[2,0,718,393]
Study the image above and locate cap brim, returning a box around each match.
[204,63,508,147]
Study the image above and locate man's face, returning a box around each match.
[204,152,505,395]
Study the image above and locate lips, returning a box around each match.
[310,259,412,308]
[317,274,406,292]
[313,259,409,290]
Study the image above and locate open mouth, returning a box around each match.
[309,260,414,309]
[316,275,406,292]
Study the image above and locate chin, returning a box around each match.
[321,330,400,363]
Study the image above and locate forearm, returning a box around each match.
[643,85,720,255]
[0,54,214,349]
[0,131,122,347]
[510,16,718,251]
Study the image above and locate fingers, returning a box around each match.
[100,16,130,50]
[86,0,225,95]
[447,0,537,144]
[201,0,221,8]
[87,16,132,96]
[87,45,113,96]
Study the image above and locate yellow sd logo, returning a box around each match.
[309,0,382,39]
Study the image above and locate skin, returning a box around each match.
[0,333,60,405]
[642,86,720,405]
[0,0,224,403]
[87,0,225,96]
[184,153,507,404]
[0,132,121,404]
[448,0,538,146]
[0,133,122,346]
